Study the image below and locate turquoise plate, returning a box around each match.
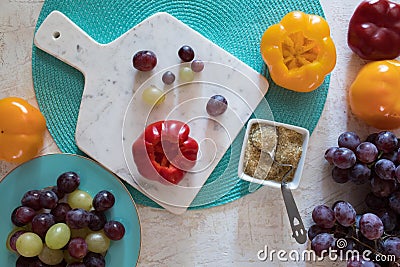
[0,153,141,266]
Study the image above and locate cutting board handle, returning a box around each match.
[34,11,99,74]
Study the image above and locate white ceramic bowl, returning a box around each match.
[238,119,309,189]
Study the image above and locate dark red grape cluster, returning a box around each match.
[309,200,399,267]
[325,131,400,186]
[309,131,400,266]
[7,171,125,267]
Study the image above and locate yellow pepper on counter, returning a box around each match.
[349,60,400,130]
[260,11,336,92]
[0,97,47,163]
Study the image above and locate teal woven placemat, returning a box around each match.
[32,0,330,209]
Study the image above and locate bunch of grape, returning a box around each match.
[6,171,125,267]
[308,131,400,266]
[308,201,396,266]
[325,131,400,186]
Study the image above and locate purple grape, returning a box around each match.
[191,59,204,72]
[65,208,90,229]
[370,175,397,198]
[359,213,384,240]
[355,142,378,164]
[374,159,396,180]
[332,167,350,183]
[307,224,332,240]
[324,147,338,164]
[389,191,400,214]
[334,201,356,227]
[68,237,88,259]
[338,131,361,151]
[51,186,65,199]
[83,252,105,267]
[16,256,36,267]
[51,202,72,223]
[57,171,80,193]
[365,132,378,144]
[333,224,355,239]
[8,230,26,251]
[396,147,400,163]
[206,95,228,116]
[22,260,62,267]
[92,190,115,212]
[375,131,398,153]
[349,163,371,184]
[383,237,400,259]
[381,151,399,164]
[377,210,397,232]
[132,50,157,71]
[88,210,107,231]
[21,190,42,210]
[104,220,125,240]
[332,147,356,169]
[50,260,67,267]
[311,233,335,257]
[11,206,36,226]
[31,213,56,239]
[178,45,195,62]
[39,190,58,209]
[161,71,175,85]
[31,259,47,267]
[364,192,388,211]
[395,165,400,182]
[312,205,336,228]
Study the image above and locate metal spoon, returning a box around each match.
[279,163,307,244]
[248,153,307,244]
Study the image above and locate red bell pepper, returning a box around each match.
[132,120,199,185]
[348,0,400,60]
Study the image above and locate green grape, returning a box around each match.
[70,227,91,238]
[179,67,194,82]
[67,189,93,210]
[45,223,71,249]
[16,232,43,257]
[63,249,80,264]
[142,86,165,106]
[85,231,110,254]
[38,244,64,265]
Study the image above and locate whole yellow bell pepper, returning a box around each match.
[349,60,400,130]
[260,11,336,92]
[0,97,47,163]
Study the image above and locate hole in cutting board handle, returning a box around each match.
[52,31,61,39]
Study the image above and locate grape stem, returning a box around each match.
[335,226,385,258]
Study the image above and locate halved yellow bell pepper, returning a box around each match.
[349,60,400,130]
[260,11,336,92]
[0,97,47,163]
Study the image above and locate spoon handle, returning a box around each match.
[281,183,307,244]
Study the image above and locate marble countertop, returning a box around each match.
[1,0,398,266]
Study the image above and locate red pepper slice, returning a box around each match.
[348,0,400,60]
[132,120,199,185]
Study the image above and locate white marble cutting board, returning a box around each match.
[34,11,269,214]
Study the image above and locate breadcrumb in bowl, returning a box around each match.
[238,119,309,190]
